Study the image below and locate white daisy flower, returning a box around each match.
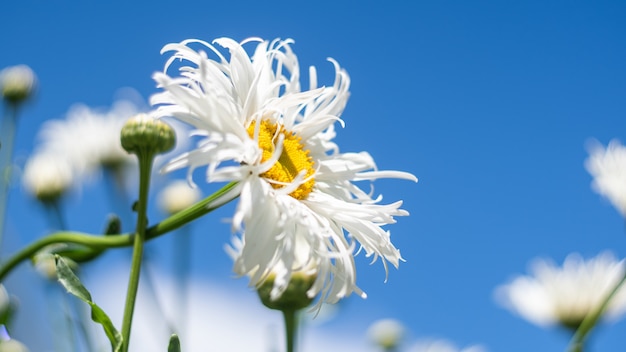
[494,251,626,330]
[36,99,138,180]
[585,139,626,216]
[151,37,417,304]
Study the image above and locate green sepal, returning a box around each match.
[55,255,123,351]
[168,334,181,352]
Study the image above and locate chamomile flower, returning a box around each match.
[151,37,417,304]
[585,139,626,216]
[494,251,626,330]
[36,99,139,179]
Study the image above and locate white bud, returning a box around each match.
[367,318,405,350]
[0,65,36,104]
[0,339,29,352]
[22,153,74,203]
[158,180,201,215]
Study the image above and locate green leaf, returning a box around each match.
[168,334,181,352]
[55,255,123,351]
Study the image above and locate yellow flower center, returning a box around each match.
[247,120,315,200]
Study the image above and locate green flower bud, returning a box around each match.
[257,271,316,311]
[120,113,176,156]
[0,65,36,105]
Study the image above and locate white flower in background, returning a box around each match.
[157,180,202,214]
[409,339,486,352]
[494,251,626,330]
[0,339,29,352]
[585,139,626,216]
[22,152,74,203]
[151,37,417,304]
[367,318,406,350]
[36,99,139,180]
[0,65,36,104]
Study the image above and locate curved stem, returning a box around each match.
[282,309,298,352]
[0,182,239,282]
[568,272,626,351]
[120,154,153,352]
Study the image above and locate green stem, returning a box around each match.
[282,309,298,352]
[568,272,626,352]
[0,104,18,251]
[0,182,238,282]
[120,154,153,352]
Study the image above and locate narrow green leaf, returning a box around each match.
[55,255,123,351]
[168,334,181,352]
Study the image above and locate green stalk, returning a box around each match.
[120,155,152,352]
[0,104,18,251]
[283,309,298,352]
[568,272,626,351]
[0,182,238,282]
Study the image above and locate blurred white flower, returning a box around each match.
[0,339,29,352]
[22,152,74,203]
[151,37,417,304]
[494,251,626,330]
[585,139,626,216]
[0,65,36,104]
[157,180,201,215]
[409,339,486,352]
[367,318,405,350]
[36,99,139,181]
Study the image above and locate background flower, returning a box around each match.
[494,251,626,330]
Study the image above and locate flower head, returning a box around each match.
[22,152,74,203]
[152,37,417,304]
[367,318,406,350]
[36,99,140,180]
[585,139,626,216]
[0,65,36,105]
[494,251,626,330]
[158,180,202,215]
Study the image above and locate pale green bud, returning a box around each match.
[0,65,36,105]
[120,113,176,156]
[257,271,316,311]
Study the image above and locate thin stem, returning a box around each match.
[121,154,153,352]
[282,309,298,352]
[568,272,626,351]
[0,182,238,282]
[0,103,18,251]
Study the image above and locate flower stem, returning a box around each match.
[568,272,626,351]
[282,309,298,352]
[0,182,238,282]
[0,104,18,251]
[120,155,153,352]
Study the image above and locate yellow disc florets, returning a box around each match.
[247,120,315,200]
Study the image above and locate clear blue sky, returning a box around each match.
[1,1,626,351]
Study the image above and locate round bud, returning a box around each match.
[0,65,36,105]
[120,114,176,156]
[257,271,316,311]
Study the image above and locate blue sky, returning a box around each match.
[2,1,626,351]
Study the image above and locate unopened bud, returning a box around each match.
[120,114,176,156]
[22,153,73,203]
[367,318,405,350]
[257,271,317,311]
[0,339,29,352]
[158,180,201,215]
[0,65,36,105]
